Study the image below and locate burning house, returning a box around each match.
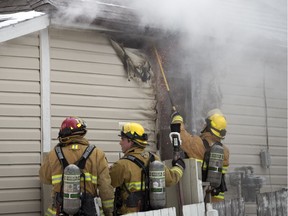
[0,0,286,215]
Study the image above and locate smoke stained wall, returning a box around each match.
[154,1,282,120]
[129,2,287,212]
[53,1,286,209]
[127,0,286,150]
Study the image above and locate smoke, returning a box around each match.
[129,0,285,44]
[130,0,231,39]
[127,0,286,132]
[53,0,286,47]
[53,0,286,133]
[52,1,101,26]
[128,0,244,42]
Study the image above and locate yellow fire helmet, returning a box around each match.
[206,113,227,139]
[120,122,148,147]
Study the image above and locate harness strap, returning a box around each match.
[55,144,96,170]
[202,139,210,151]
[122,153,156,182]
[55,145,69,169]
[122,155,147,194]
[124,155,146,170]
[76,145,96,201]
[121,153,155,211]
[54,144,96,213]
[76,145,95,169]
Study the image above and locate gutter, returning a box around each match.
[0,12,50,43]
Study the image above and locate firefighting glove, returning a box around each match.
[171,111,183,124]
[211,188,221,196]
[172,158,186,171]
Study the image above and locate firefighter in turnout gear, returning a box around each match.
[171,109,230,202]
[39,116,114,216]
[109,122,185,215]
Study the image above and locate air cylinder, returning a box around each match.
[63,164,81,215]
[149,160,166,210]
[206,144,224,188]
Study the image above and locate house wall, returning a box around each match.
[221,46,287,215]
[47,27,157,213]
[0,34,41,215]
[177,39,287,215]
[0,21,285,216]
[152,29,286,215]
[0,27,157,215]
[48,27,157,159]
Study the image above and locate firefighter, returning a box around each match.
[109,122,185,215]
[39,116,114,216]
[171,109,230,202]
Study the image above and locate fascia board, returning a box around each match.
[51,18,119,33]
[0,14,50,43]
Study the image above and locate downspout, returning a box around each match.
[40,28,51,153]
[40,27,51,214]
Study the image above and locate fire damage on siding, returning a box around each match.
[0,0,286,216]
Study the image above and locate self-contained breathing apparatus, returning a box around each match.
[202,139,227,196]
[55,144,100,216]
[113,153,166,215]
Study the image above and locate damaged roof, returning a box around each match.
[0,0,286,48]
[0,0,160,35]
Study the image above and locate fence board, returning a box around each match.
[212,198,245,216]
[124,207,176,216]
[256,188,288,216]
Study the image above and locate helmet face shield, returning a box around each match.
[210,127,227,138]
[120,122,148,146]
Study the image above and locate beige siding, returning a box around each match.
[49,28,157,163]
[0,34,41,215]
[221,51,287,215]
[0,201,41,216]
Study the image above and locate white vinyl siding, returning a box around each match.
[221,49,287,215]
[49,28,157,163]
[0,34,41,215]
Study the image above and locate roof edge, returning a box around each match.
[0,13,50,43]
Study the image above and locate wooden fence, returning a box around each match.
[125,207,176,216]
[212,197,245,216]
[256,188,288,216]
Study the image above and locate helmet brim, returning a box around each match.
[118,134,149,146]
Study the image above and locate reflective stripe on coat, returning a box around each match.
[109,147,183,215]
[39,137,114,216]
[179,123,230,202]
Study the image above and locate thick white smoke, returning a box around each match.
[54,0,286,133]
[127,0,286,132]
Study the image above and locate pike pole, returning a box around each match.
[153,47,176,112]
[154,46,185,216]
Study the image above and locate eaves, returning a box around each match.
[0,11,50,43]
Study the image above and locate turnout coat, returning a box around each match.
[39,137,114,216]
[109,146,183,215]
[179,123,230,202]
